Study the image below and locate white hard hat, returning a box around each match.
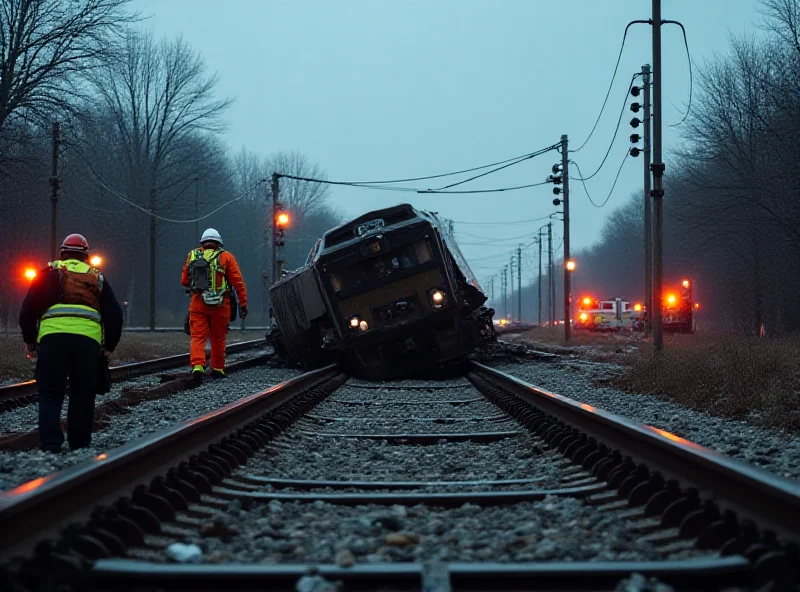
[201,228,222,245]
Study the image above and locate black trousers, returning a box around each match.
[35,333,101,452]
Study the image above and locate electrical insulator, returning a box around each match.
[630,133,641,143]
[630,147,641,157]
[553,198,561,206]
[552,187,561,195]
[551,175,562,185]
[630,102,640,113]
[630,117,641,128]
[631,86,641,97]
[552,164,561,174]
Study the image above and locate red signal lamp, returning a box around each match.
[276,212,290,227]
[24,268,37,281]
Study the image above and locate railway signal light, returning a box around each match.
[90,255,102,267]
[630,147,641,157]
[666,294,677,306]
[276,212,290,227]
[630,133,641,143]
[566,260,576,271]
[24,268,37,281]
[682,279,690,288]
[582,297,592,306]
[630,117,641,128]
[631,86,641,97]
[630,102,641,113]
[634,303,643,312]
[552,163,561,174]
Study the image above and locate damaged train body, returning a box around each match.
[268,204,495,379]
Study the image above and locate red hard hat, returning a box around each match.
[60,233,90,254]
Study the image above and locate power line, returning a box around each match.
[74,147,267,223]
[432,145,558,190]
[328,146,559,185]
[570,147,630,208]
[420,181,551,194]
[450,216,554,226]
[571,72,641,182]
[571,20,649,153]
[664,20,693,127]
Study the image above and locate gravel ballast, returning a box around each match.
[0,364,301,492]
[131,496,699,565]
[494,359,800,481]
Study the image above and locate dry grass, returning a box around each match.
[614,334,800,431]
[507,328,800,431]
[0,330,264,384]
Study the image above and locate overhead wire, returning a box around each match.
[570,147,631,208]
[431,145,558,190]
[663,20,693,127]
[571,72,641,182]
[73,146,267,223]
[571,20,649,153]
[326,145,560,185]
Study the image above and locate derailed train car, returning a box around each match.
[268,204,495,378]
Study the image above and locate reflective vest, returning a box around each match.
[188,248,228,306]
[38,259,103,344]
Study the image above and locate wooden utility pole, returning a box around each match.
[49,122,60,261]
[271,173,280,286]
[561,134,571,341]
[517,244,522,322]
[643,64,653,335]
[652,0,665,351]
[194,177,200,244]
[537,232,543,326]
[547,222,554,326]
[149,188,156,331]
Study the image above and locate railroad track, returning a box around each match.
[0,338,267,412]
[0,362,797,591]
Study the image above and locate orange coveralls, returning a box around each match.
[181,250,248,371]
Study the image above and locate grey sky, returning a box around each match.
[134,0,762,285]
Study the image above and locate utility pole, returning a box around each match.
[149,188,156,331]
[517,244,522,322]
[652,0,665,351]
[561,134,572,342]
[547,222,554,326]
[271,173,280,286]
[489,276,494,304]
[509,255,515,321]
[537,231,543,326]
[502,266,508,319]
[194,177,199,244]
[49,122,60,261]
[642,64,653,335]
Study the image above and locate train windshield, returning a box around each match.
[328,239,434,294]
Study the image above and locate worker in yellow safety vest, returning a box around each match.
[19,234,123,453]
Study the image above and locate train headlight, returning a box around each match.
[359,320,369,332]
[348,316,360,329]
[579,313,588,323]
[429,289,446,309]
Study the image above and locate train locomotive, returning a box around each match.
[267,204,495,379]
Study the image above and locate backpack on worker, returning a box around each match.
[188,248,227,306]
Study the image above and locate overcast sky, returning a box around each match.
[133,0,762,285]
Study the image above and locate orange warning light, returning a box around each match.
[633,303,642,312]
[579,312,588,322]
[682,279,690,288]
[90,255,102,267]
[276,212,290,227]
[582,297,592,306]
[694,303,701,309]
[24,268,37,281]
[666,294,676,306]
[566,260,576,271]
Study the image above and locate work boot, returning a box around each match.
[210,369,226,379]
[191,365,205,384]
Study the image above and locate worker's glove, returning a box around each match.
[25,343,37,360]
[240,306,248,319]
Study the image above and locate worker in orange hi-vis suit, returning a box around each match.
[181,228,248,382]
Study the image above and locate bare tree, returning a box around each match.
[87,29,232,329]
[0,0,136,154]
[268,151,331,215]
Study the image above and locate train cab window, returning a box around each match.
[601,302,614,310]
[329,238,435,295]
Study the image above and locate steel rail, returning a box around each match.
[0,365,344,563]
[0,338,267,405]
[469,362,800,548]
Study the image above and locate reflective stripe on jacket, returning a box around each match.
[38,260,103,344]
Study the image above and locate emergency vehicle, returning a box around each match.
[575,297,643,332]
